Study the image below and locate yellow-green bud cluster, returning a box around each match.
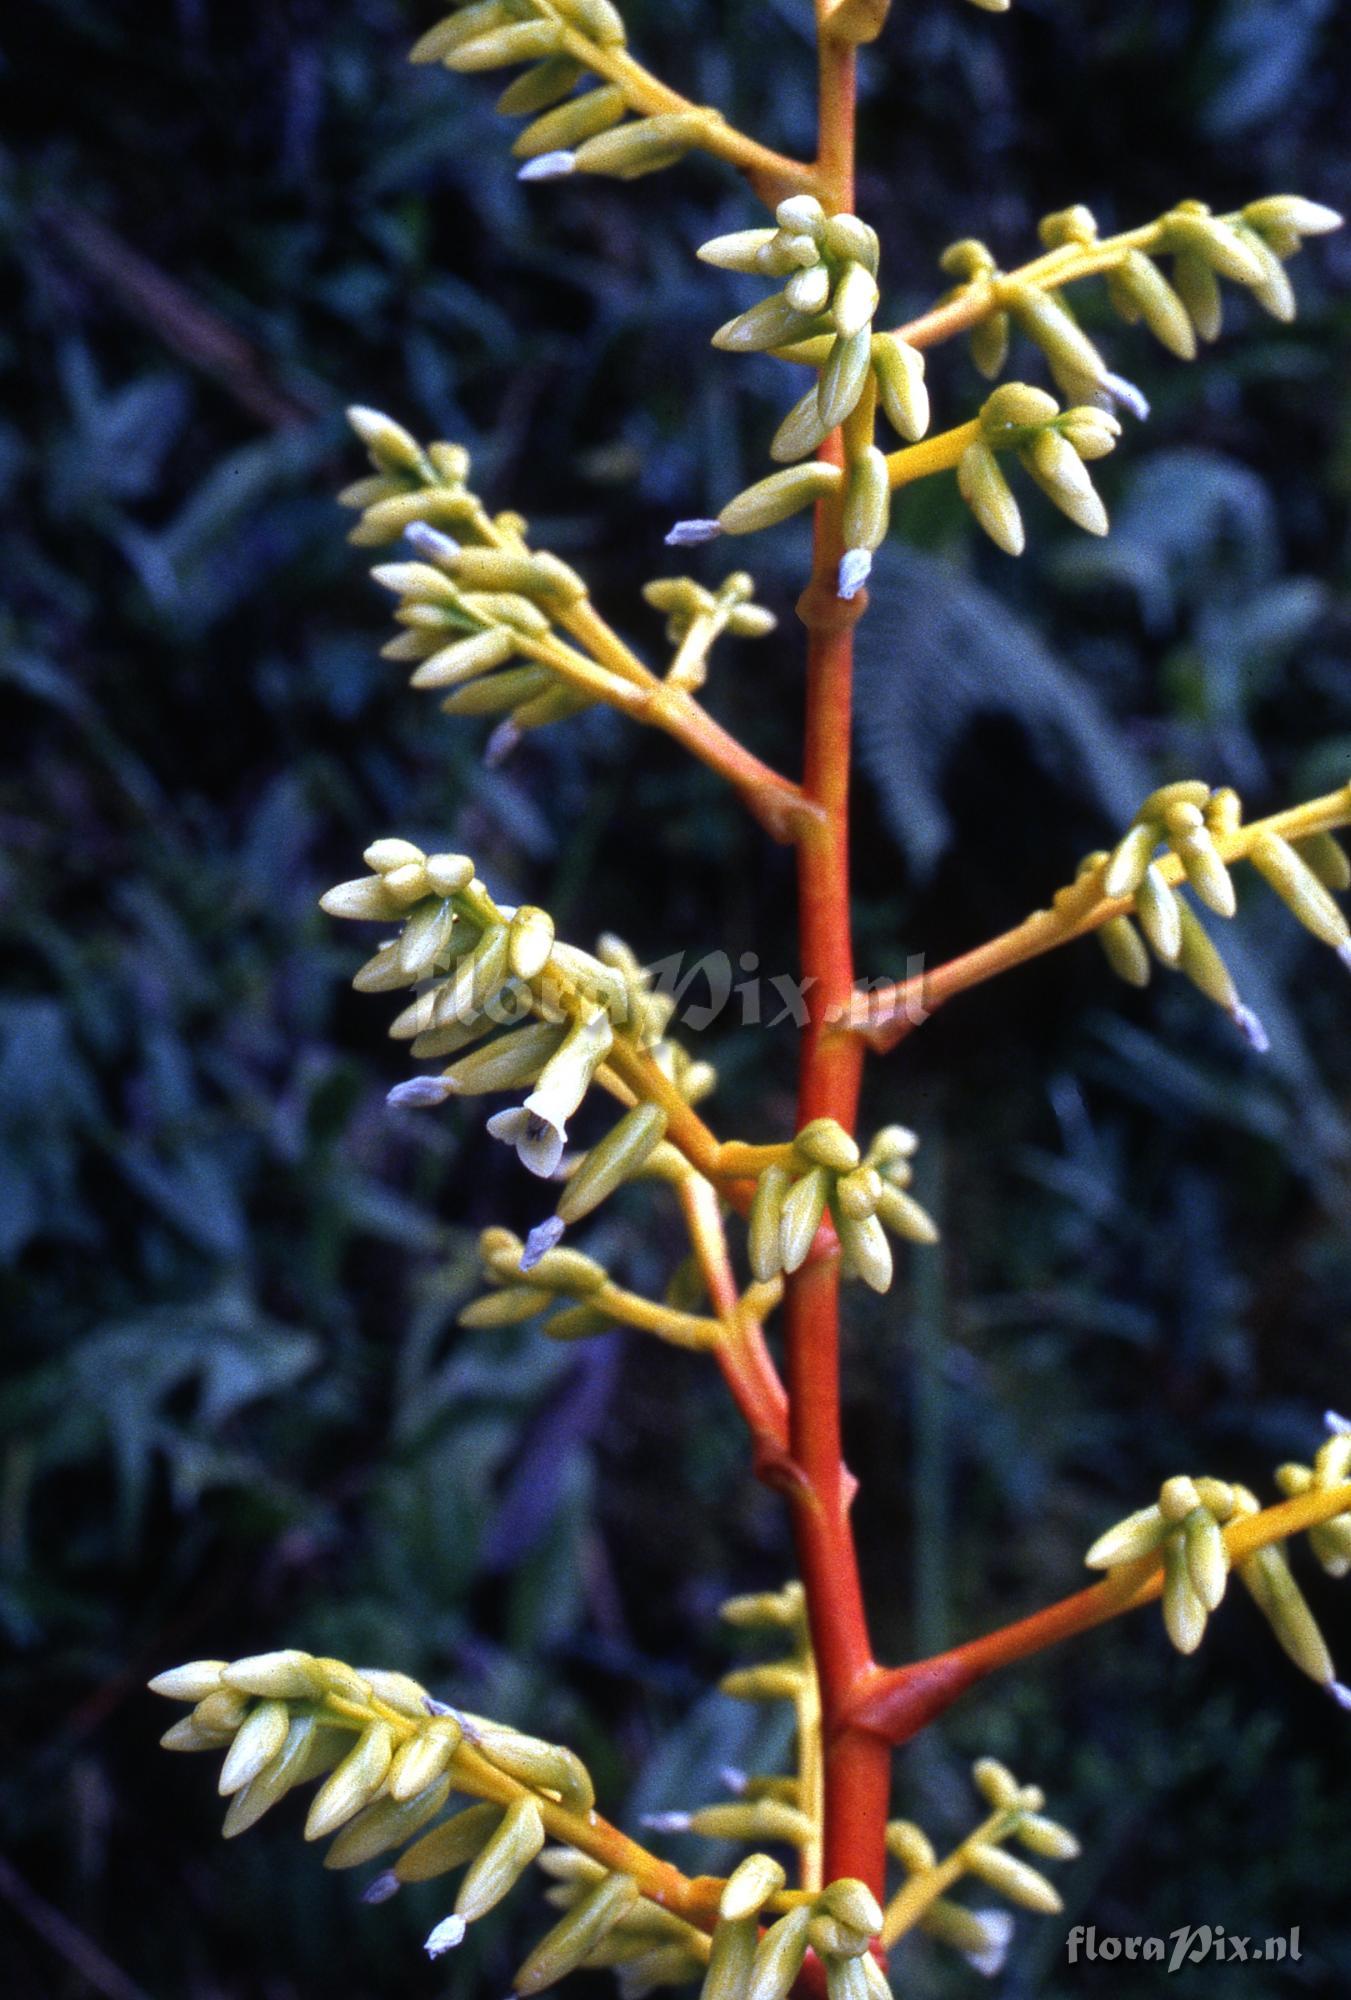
[326,841,550,1102]
[381,916,702,1188]
[691,200,926,597]
[1103,780,1239,913]
[533,1848,707,1995]
[342,409,600,750]
[410,1,732,184]
[341,407,478,542]
[1086,1473,1238,1655]
[150,1642,731,1991]
[461,1224,616,1340]
[323,852,701,1175]
[1078,784,1350,1046]
[703,199,881,401]
[748,1121,936,1293]
[1276,1424,1351,1580]
[884,1761,1077,1977]
[460,1220,740,1351]
[956,382,1119,556]
[643,572,776,692]
[1235,1441,1351,1707]
[1158,196,1342,339]
[696,1879,889,2000]
[148,1649,596,1918]
[942,194,1339,400]
[1085,1465,1351,1701]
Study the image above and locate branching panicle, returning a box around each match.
[152,4,1349,1993]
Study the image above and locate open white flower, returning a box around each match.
[485,1007,614,1178]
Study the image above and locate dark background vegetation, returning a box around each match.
[3,1,1351,1995]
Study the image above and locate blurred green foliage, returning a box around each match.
[2,1,1351,1995]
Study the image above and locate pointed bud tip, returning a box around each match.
[1325,1411,1351,1436]
[838,548,873,600]
[485,721,522,767]
[387,1076,455,1109]
[719,1765,749,1795]
[665,519,723,548]
[640,1811,693,1833]
[405,522,461,564]
[517,150,576,182]
[521,1216,567,1271]
[1329,1680,1351,1711]
[1101,372,1151,422]
[363,1872,401,1905]
[1230,1002,1270,1053]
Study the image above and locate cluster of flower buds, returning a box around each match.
[642,572,777,692]
[697,1870,890,2000]
[459,1221,757,1352]
[323,846,695,1178]
[1077,782,1351,1048]
[938,234,1135,410]
[1085,1450,1351,1704]
[149,1647,736,1994]
[342,408,606,754]
[674,200,928,600]
[956,382,1119,555]
[747,1121,937,1294]
[533,1848,708,1997]
[411,1,727,184]
[1276,1416,1351,1580]
[943,194,1340,403]
[1086,1473,1240,1654]
[701,199,884,430]
[884,1760,1077,1977]
[149,1647,591,1872]
[1154,196,1343,340]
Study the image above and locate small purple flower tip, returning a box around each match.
[1101,371,1151,422]
[363,1871,401,1905]
[640,1811,693,1833]
[665,519,723,548]
[405,522,461,565]
[387,1076,454,1109]
[518,150,576,182]
[485,720,521,767]
[838,548,872,600]
[1329,1680,1351,1711]
[521,1216,566,1271]
[1326,1411,1351,1436]
[1230,1002,1270,1054]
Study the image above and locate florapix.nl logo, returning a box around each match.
[1067,1924,1302,1973]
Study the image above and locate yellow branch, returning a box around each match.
[847,783,1351,1048]
[321,1687,727,1927]
[544,18,818,202]
[880,1806,1013,1948]
[886,420,980,490]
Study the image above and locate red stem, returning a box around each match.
[777,24,892,1895]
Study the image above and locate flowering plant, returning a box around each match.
[151,3,1351,1990]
